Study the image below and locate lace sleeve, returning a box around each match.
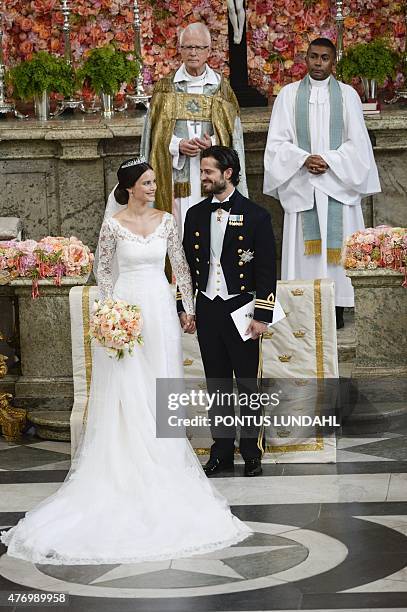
[166,214,194,315]
[97,219,117,301]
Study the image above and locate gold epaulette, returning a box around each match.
[175,292,182,301]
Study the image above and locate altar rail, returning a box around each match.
[0,106,406,269]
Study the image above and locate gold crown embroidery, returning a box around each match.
[278,354,292,362]
[291,288,304,296]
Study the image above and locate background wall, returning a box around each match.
[4,0,405,97]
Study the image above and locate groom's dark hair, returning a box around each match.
[201,146,241,186]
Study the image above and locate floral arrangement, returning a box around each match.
[77,44,139,95]
[338,38,400,85]
[3,0,229,91]
[246,0,405,96]
[343,226,407,286]
[2,1,405,98]
[6,50,76,100]
[0,236,94,298]
[89,298,144,359]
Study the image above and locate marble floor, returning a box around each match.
[0,432,407,612]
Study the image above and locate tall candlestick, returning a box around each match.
[335,0,344,62]
[52,0,87,116]
[126,0,151,109]
[0,0,26,118]
[61,0,72,64]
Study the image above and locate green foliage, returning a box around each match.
[78,45,139,95]
[268,52,284,64]
[338,39,400,85]
[7,51,75,100]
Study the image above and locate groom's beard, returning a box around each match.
[201,178,227,195]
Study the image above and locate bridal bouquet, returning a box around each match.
[89,299,144,359]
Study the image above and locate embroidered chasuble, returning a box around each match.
[145,73,242,215]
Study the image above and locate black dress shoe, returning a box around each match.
[336,306,344,330]
[244,458,262,477]
[203,458,234,476]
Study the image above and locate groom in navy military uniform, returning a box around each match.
[178,146,276,477]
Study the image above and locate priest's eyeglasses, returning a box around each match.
[180,45,210,52]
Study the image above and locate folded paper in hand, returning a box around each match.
[230,298,286,341]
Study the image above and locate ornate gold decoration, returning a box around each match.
[0,332,26,443]
[263,331,274,340]
[291,288,304,296]
[0,393,26,443]
[293,330,306,338]
[0,271,12,285]
[183,359,193,366]
[278,354,292,362]
[0,354,7,378]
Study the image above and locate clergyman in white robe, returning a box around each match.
[263,75,381,306]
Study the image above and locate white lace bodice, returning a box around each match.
[97,212,194,314]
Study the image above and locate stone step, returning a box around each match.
[27,410,71,442]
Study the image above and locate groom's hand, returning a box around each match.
[179,312,196,334]
[246,319,268,340]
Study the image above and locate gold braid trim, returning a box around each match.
[174,182,191,199]
[314,279,324,379]
[304,239,322,256]
[82,286,93,425]
[327,248,342,265]
[257,334,265,455]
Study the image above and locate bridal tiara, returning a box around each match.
[121,156,147,169]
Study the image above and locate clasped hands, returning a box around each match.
[304,154,329,175]
[179,313,267,340]
[179,312,196,334]
[179,133,212,157]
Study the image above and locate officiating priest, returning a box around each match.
[263,38,381,328]
[141,22,247,233]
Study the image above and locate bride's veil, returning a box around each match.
[93,185,121,284]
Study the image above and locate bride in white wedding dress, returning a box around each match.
[1,159,251,565]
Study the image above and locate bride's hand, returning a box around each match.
[179,313,196,334]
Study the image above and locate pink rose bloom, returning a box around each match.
[361,243,373,254]
[273,37,289,53]
[17,239,38,255]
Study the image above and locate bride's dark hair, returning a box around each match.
[114,159,153,205]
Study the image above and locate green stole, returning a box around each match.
[295,75,344,265]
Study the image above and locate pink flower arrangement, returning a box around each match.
[246,0,405,96]
[2,1,405,99]
[0,236,94,298]
[344,226,407,286]
[89,298,143,359]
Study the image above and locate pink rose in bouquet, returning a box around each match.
[89,298,143,359]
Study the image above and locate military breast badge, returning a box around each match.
[239,249,254,264]
[228,214,244,227]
